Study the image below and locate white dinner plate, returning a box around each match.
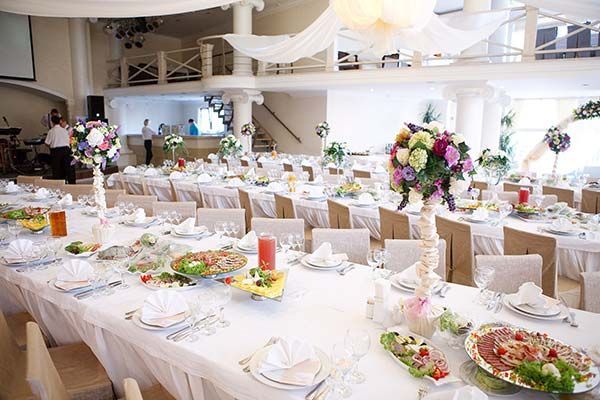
[234,242,258,254]
[249,345,331,390]
[503,295,567,321]
[123,217,157,227]
[543,227,580,236]
[131,311,189,330]
[49,278,91,292]
[172,226,208,238]
[507,294,561,317]
[300,255,343,270]
[390,275,444,293]
[463,216,490,224]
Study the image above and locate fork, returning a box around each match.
[336,263,355,276]
[487,292,500,311]
[239,337,279,366]
[417,386,428,400]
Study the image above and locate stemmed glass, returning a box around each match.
[211,283,232,328]
[470,188,480,202]
[280,234,293,259]
[231,223,240,239]
[330,343,355,399]
[496,202,513,226]
[45,238,62,267]
[474,265,496,306]
[198,291,217,336]
[344,329,371,384]
[214,221,226,243]
[367,249,381,272]
[223,222,233,239]
[184,298,201,342]
[293,234,305,253]
[112,256,130,290]
[78,195,88,208]
[169,211,182,227]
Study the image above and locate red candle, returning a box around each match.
[518,188,530,204]
[178,158,186,168]
[258,234,277,270]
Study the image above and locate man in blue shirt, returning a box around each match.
[188,119,199,136]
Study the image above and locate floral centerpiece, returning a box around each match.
[241,123,256,154]
[476,148,511,186]
[218,134,243,159]
[389,122,474,337]
[70,120,121,242]
[573,99,600,121]
[544,127,571,179]
[323,141,348,169]
[163,133,185,162]
[316,121,330,152]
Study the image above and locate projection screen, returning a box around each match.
[0,11,35,80]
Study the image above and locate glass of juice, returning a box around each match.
[518,188,530,204]
[49,206,67,237]
[258,233,277,270]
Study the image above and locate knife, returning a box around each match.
[166,314,216,341]
[75,281,122,300]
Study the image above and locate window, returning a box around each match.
[197,107,225,134]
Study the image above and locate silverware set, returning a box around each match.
[559,296,579,327]
[486,292,504,313]
[74,281,122,300]
[436,283,450,298]
[166,314,218,342]
[336,263,355,276]
[305,379,330,400]
[287,253,306,266]
[239,336,279,373]
[15,257,62,272]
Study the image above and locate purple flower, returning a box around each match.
[444,146,460,167]
[401,166,416,181]
[462,157,474,172]
[77,141,89,151]
[430,187,443,201]
[432,139,448,157]
[393,167,403,185]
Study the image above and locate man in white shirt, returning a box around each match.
[141,119,155,165]
[45,115,74,182]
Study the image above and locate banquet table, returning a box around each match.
[0,193,599,400]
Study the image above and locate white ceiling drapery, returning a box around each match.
[520,0,600,20]
[0,0,238,18]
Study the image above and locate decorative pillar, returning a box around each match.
[459,0,492,63]
[444,83,495,157]
[222,0,264,76]
[489,0,511,63]
[481,89,511,151]
[522,6,539,62]
[157,51,167,84]
[223,89,264,153]
[200,43,214,77]
[68,18,93,119]
[107,98,136,166]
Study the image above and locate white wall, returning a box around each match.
[326,90,448,152]
[121,100,185,135]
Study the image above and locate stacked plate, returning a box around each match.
[463,215,490,224]
[123,217,156,227]
[502,293,567,321]
[131,310,190,331]
[234,241,258,254]
[171,225,209,238]
[0,252,49,268]
[300,254,344,270]
[390,274,444,293]
[248,345,331,390]
[542,225,581,236]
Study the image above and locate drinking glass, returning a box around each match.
[169,211,182,226]
[530,194,543,209]
[115,201,126,215]
[474,265,496,305]
[125,202,135,215]
[214,221,226,242]
[212,283,232,328]
[330,343,354,398]
[198,291,217,336]
[184,298,201,342]
[497,202,513,225]
[293,234,305,253]
[344,329,371,384]
[30,244,47,271]
[7,220,20,240]
[470,188,480,202]
[223,222,233,239]
[367,249,380,271]
[78,195,88,208]
[280,234,293,259]
[112,257,130,290]
[45,237,62,266]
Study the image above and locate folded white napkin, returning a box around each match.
[241,155,250,161]
[176,217,196,234]
[310,242,348,264]
[396,263,441,286]
[208,153,218,160]
[58,193,73,207]
[518,177,531,185]
[281,158,291,165]
[267,182,284,193]
[169,171,184,180]
[357,192,375,205]
[513,282,546,307]
[130,208,146,224]
[34,188,50,199]
[141,290,188,327]
[227,177,244,187]
[123,166,137,174]
[257,156,267,163]
[326,162,336,169]
[374,164,386,174]
[5,182,19,192]
[424,386,487,400]
[4,239,34,263]
[57,259,94,282]
[551,217,574,231]
[301,159,311,167]
[307,186,324,198]
[144,168,159,177]
[238,230,257,249]
[313,175,323,184]
[197,173,212,183]
[257,337,321,387]
[472,207,489,221]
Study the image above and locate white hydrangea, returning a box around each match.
[86,128,104,147]
[424,121,444,133]
[452,134,465,145]
[396,148,410,166]
[449,177,470,196]
[408,188,423,204]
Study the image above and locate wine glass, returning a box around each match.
[293,234,305,253]
[470,188,480,202]
[211,283,231,328]
[214,221,226,242]
[497,202,513,225]
[112,256,130,290]
[279,234,293,259]
[125,202,135,216]
[330,343,354,398]
[366,249,381,272]
[231,223,240,239]
[474,265,496,305]
[344,329,370,384]
[223,222,233,239]
[530,194,543,209]
[78,195,88,208]
[115,201,126,215]
[197,291,217,336]
[45,237,62,266]
[184,298,201,342]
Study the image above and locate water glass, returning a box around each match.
[474,265,496,305]
[112,257,130,290]
[344,329,370,384]
[214,221,226,241]
[223,222,233,238]
[212,283,232,328]
[45,237,62,266]
[184,299,201,342]
[231,223,240,238]
[330,343,354,398]
[280,234,293,258]
[293,234,305,253]
[198,291,217,336]
[367,249,380,271]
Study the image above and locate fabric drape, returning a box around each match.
[520,0,600,20]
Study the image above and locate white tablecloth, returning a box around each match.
[1,194,600,400]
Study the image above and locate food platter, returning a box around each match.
[229,268,287,301]
[1,206,49,220]
[170,250,248,279]
[465,324,599,394]
[140,272,197,290]
[96,240,142,260]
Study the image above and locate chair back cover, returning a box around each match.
[353,170,371,179]
[542,185,575,207]
[379,207,410,241]
[384,239,446,278]
[301,165,315,181]
[116,194,158,216]
[312,228,369,264]
[274,194,296,219]
[475,254,542,293]
[238,189,253,232]
[580,272,600,313]
[435,215,473,286]
[581,188,600,213]
[152,201,197,219]
[327,199,352,229]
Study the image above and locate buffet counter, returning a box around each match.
[126,134,224,164]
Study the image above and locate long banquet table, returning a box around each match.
[0,193,599,400]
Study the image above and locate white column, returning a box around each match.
[223,89,263,153]
[481,90,510,151]
[68,18,92,119]
[459,0,492,63]
[522,6,539,62]
[489,0,511,63]
[223,0,264,76]
[200,43,214,77]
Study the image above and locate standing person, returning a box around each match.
[45,115,73,182]
[187,119,199,136]
[41,108,60,130]
[141,119,155,165]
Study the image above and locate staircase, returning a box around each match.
[252,117,277,152]
[205,96,234,135]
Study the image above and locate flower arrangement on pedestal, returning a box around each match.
[70,120,121,242]
[544,127,570,179]
[315,121,330,152]
[389,122,474,337]
[163,133,185,162]
[218,134,243,159]
[323,141,348,169]
[476,148,511,186]
[241,123,256,154]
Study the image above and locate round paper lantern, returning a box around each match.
[333,0,436,31]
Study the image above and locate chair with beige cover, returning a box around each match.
[503,226,557,298]
[435,216,474,286]
[475,254,542,294]
[4,310,39,350]
[379,207,410,241]
[542,185,575,207]
[283,163,294,172]
[123,378,175,400]
[172,180,203,208]
[238,189,254,232]
[328,167,343,175]
[16,175,38,185]
[0,310,33,399]
[312,228,370,264]
[251,218,305,249]
[580,272,600,313]
[116,194,157,216]
[302,165,315,182]
[62,184,94,199]
[197,208,246,237]
[145,178,175,201]
[34,178,65,189]
[503,182,533,193]
[471,181,488,200]
[105,189,126,208]
[26,322,113,400]
[384,239,447,279]
[274,194,297,219]
[581,189,600,214]
[241,159,250,167]
[152,201,197,220]
[121,174,147,195]
[353,170,371,179]
[327,200,353,229]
